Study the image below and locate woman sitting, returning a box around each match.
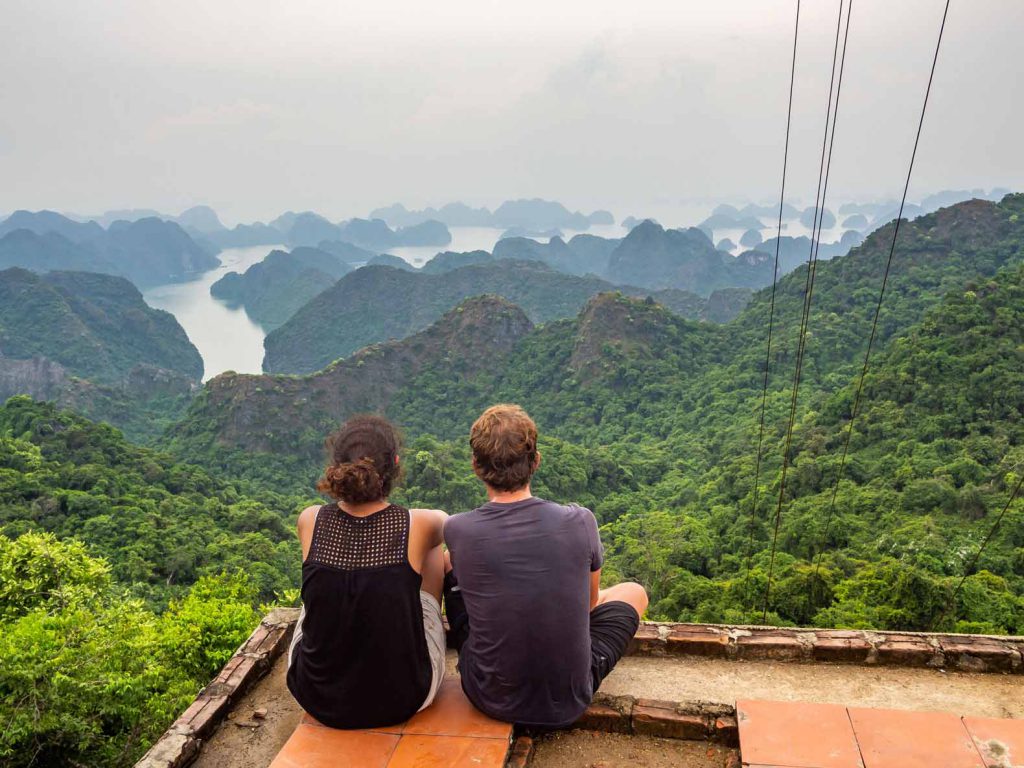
[286,415,447,728]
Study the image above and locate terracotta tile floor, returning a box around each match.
[739,699,1024,768]
[737,700,861,768]
[269,679,511,768]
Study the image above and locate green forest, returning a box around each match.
[1,196,1023,766]
[0,398,304,766]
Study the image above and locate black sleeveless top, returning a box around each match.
[286,503,430,729]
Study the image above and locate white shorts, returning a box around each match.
[288,591,446,712]
[417,590,446,711]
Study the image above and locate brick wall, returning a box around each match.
[632,623,1022,673]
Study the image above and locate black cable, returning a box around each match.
[807,2,853,306]
[762,0,850,623]
[810,0,952,593]
[931,470,1024,631]
[743,0,802,605]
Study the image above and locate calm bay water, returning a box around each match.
[143,245,279,381]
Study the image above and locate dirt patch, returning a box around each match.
[191,652,301,768]
[530,731,736,768]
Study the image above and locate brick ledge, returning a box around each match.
[632,622,1022,673]
[135,611,1022,768]
[572,693,738,746]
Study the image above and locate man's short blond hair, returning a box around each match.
[469,404,538,492]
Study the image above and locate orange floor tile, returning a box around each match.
[387,734,511,768]
[272,679,512,768]
[399,680,512,739]
[848,707,983,768]
[963,715,1024,768]
[737,699,1024,768]
[737,700,863,768]
[269,726,400,768]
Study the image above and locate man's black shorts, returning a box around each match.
[589,600,640,690]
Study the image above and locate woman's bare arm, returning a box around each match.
[296,504,320,560]
[410,507,448,549]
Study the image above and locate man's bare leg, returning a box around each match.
[595,581,649,619]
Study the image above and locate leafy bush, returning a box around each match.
[0,533,259,768]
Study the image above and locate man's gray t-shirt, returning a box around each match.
[443,497,603,727]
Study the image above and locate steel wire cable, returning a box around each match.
[762,0,852,623]
[809,0,953,606]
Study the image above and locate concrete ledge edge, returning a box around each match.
[133,610,298,768]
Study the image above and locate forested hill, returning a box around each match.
[666,262,1024,632]
[471,196,1024,448]
[0,397,304,765]
[0,396,300,603]
[246,195,1024,433]
[674,195,1024,443]
[261,260,746,374]
[0,268,202,382]
[178,196,1024,458]
[173,295,536,456]
[210,247,353,329]
[0,268,202,439]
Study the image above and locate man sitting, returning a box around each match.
[443,403,648,728]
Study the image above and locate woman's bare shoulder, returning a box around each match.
[297,504,320,532]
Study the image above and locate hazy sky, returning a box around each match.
[2,0,1021,224]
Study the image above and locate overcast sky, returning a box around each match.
[1,0,1021,224]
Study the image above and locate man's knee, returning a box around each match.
[619,582,649,616]
[600,581,649,617]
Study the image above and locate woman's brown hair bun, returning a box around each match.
[317,415,402,504]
